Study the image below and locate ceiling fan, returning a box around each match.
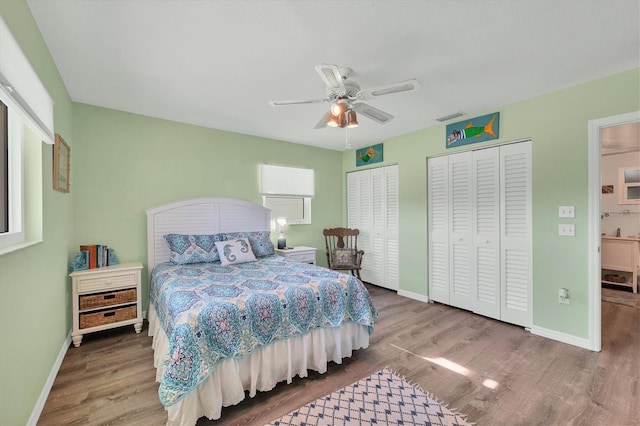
[269,64,420,129]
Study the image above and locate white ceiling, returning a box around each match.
[26,0,640,151]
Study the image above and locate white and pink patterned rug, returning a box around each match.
[268,368,471,426]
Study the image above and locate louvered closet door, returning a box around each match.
[347,171,372,281]
[499,141,532,327]
[368,167,386,285]
[428,156,450,304]
[448,152,474,310]
[472,148,501,319]
[347,165,399,290]
[384,165,399,290]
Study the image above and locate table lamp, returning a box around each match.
[277,218,288,249]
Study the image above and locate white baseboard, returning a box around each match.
[27,330,71,426]
[397,289,430,303]
[530,325,592,350]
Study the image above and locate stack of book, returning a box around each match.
[79,244,115,269]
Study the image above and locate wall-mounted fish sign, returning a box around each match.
[446,112,500,148]
[356,143,383,167]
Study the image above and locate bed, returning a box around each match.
[146,197,378,425]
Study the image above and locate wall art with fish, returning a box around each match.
[356,143,383,167]
[446,112,500,148]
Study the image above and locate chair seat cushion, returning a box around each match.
[332,248,356,267]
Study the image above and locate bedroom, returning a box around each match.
[0,1,639,425]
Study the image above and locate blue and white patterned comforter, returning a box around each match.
[149,255,378,406]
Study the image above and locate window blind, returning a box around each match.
[259,164,315,197]
[0,16,54,144]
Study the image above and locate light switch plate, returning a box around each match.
[559,224,575,236]
[559,206,575,218]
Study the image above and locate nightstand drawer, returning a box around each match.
[79,305,137,329]
[79,288,137,310]
[287,252,315,263]
[77,272,137,293]
[276,246,317,264]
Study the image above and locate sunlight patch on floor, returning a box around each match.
[389,343,500,389]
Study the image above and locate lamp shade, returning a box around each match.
[276,218,289,233]
[346,109,358,128]
[327,112,339,127]
[330,101,347,116]
[338,112,347,128]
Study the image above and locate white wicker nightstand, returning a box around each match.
[275,246,317,264]
[69,262,143,347]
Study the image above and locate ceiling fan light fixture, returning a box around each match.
[346,109,358,128]
[338,112,347,128]
[330,100,347,116]
[327,112,339,127]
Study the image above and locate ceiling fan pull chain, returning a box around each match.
[345,127,352,150]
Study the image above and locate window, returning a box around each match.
[618,167,640,204]
[259,164,314,225]
[0,96,28,251]
[0,17,52,254]
[263,195,312,225]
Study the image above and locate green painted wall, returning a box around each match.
[342,68,640,339]
[1,2,638,424]
[0,2,75,425]
[71,104,344,303]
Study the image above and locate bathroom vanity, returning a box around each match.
[601,236,639,293]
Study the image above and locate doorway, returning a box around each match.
[588,111,640,351]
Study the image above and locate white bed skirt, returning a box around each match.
[148,303,371,426]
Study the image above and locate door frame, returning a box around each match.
[587,110,640,352]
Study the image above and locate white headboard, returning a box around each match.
[146,197,271,277]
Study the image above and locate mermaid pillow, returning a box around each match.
[214,238,257,266]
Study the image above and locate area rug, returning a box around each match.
[602,287,640,308]
[267,368,471,426]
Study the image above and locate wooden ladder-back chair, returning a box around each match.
[323,227,364,280]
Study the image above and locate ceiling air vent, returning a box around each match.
[436,112,465,122]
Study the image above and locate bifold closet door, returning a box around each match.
[427,141,531,328]
[347,170,372,278]
[347,165,399,290]
[448,152,474,310]
[472,148,501,320]
[427,156,450,304]
[380,166,399,290]
[499,142,532,327]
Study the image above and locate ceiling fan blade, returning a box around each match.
[352,102,394,124]
[315,64,346,94]
[358,79,421,101]
[314,112,329,129]
[269,98,326,106]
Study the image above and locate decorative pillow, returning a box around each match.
[222,231,275,257]
[164,234,225,264]
[332,248,356,267]
[214,238,257,266]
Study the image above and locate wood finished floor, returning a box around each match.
[38,284,640,426]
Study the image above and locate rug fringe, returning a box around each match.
[382,367,476,425]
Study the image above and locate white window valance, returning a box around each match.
[0,16,54,144]
[259,164,315,197]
